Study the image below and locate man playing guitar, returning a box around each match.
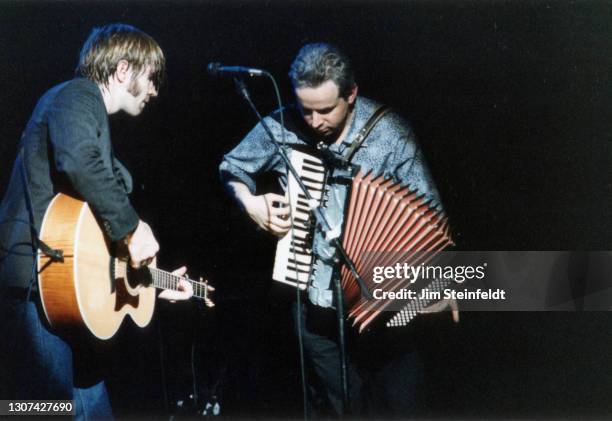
[0,23,192,418]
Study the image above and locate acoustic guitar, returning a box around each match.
[37,193,212,340]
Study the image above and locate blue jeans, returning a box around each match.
[0,296,113,420]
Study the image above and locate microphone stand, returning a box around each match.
[233,76,371,414]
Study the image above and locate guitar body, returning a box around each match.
[37,193,156,340]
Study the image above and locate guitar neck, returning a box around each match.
[148,267,208,299]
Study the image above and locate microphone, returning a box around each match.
[207,62,265,77]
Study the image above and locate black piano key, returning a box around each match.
[303,158,323,167]
[286,265,310,274]
[302,175,323,185]
[290,227,309,235]
[303,185,323,193]
[291,218,309,226]
[285,275,308,284]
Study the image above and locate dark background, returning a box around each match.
[1,0,612,419]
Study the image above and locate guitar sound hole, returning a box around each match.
[126,266,153,289]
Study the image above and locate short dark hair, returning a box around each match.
[288,43,355,98]
[76,23,165,90]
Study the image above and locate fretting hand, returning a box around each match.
[158,266,193,302]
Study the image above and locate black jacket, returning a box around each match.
[0,78,139,288]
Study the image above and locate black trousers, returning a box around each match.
[293,300,424,418]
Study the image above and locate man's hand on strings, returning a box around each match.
[125,220,159,268]
[245,192,291,237]
[158,266,194,302]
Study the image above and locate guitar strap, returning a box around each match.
[342,104,391,164]
[18,147,64,265]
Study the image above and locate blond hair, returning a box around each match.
[76,23,165,89]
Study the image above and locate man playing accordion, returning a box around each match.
[220,43,453,417]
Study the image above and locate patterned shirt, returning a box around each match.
[220,96,441,308]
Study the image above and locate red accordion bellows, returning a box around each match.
[340,171,453,333]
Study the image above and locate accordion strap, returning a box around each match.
[342,104,391,164]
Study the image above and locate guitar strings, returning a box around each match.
[148,267,208,298]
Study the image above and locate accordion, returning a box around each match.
[273,149,453,332]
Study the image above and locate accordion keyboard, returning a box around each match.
[272,150,326,289]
